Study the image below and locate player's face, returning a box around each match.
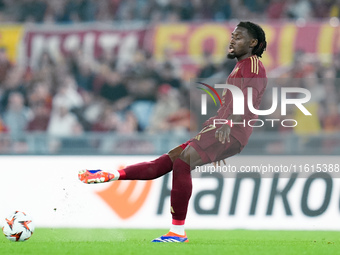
[227,26,256,60]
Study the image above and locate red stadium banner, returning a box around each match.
[21,22,340,78]
[22,25,147,69]
[149,22,340,78]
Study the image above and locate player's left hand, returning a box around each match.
[215,124,231,144]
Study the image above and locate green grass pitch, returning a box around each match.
[1,229,339,255]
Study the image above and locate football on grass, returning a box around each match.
[2,211,34,242]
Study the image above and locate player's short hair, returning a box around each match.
[237,21,267,58]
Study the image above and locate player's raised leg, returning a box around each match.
[78,144,187,184]
[152,145,204,243]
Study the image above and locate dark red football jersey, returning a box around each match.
[205,55,267,146]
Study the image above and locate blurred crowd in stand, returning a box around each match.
[0,0,340,153]
[1,41,340,153]
[0,45,198,152]
[0,0,340,23]
[261,50,340,135]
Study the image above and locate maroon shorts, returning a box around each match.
[179,125,243,164]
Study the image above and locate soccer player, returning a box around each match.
[78,21,267,243]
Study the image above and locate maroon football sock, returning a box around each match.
[118,154,173,180]
[171,158,192,221]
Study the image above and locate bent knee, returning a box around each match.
[167,146,184,162]
[178,145,203,168]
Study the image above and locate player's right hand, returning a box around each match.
[215,124,231,144]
